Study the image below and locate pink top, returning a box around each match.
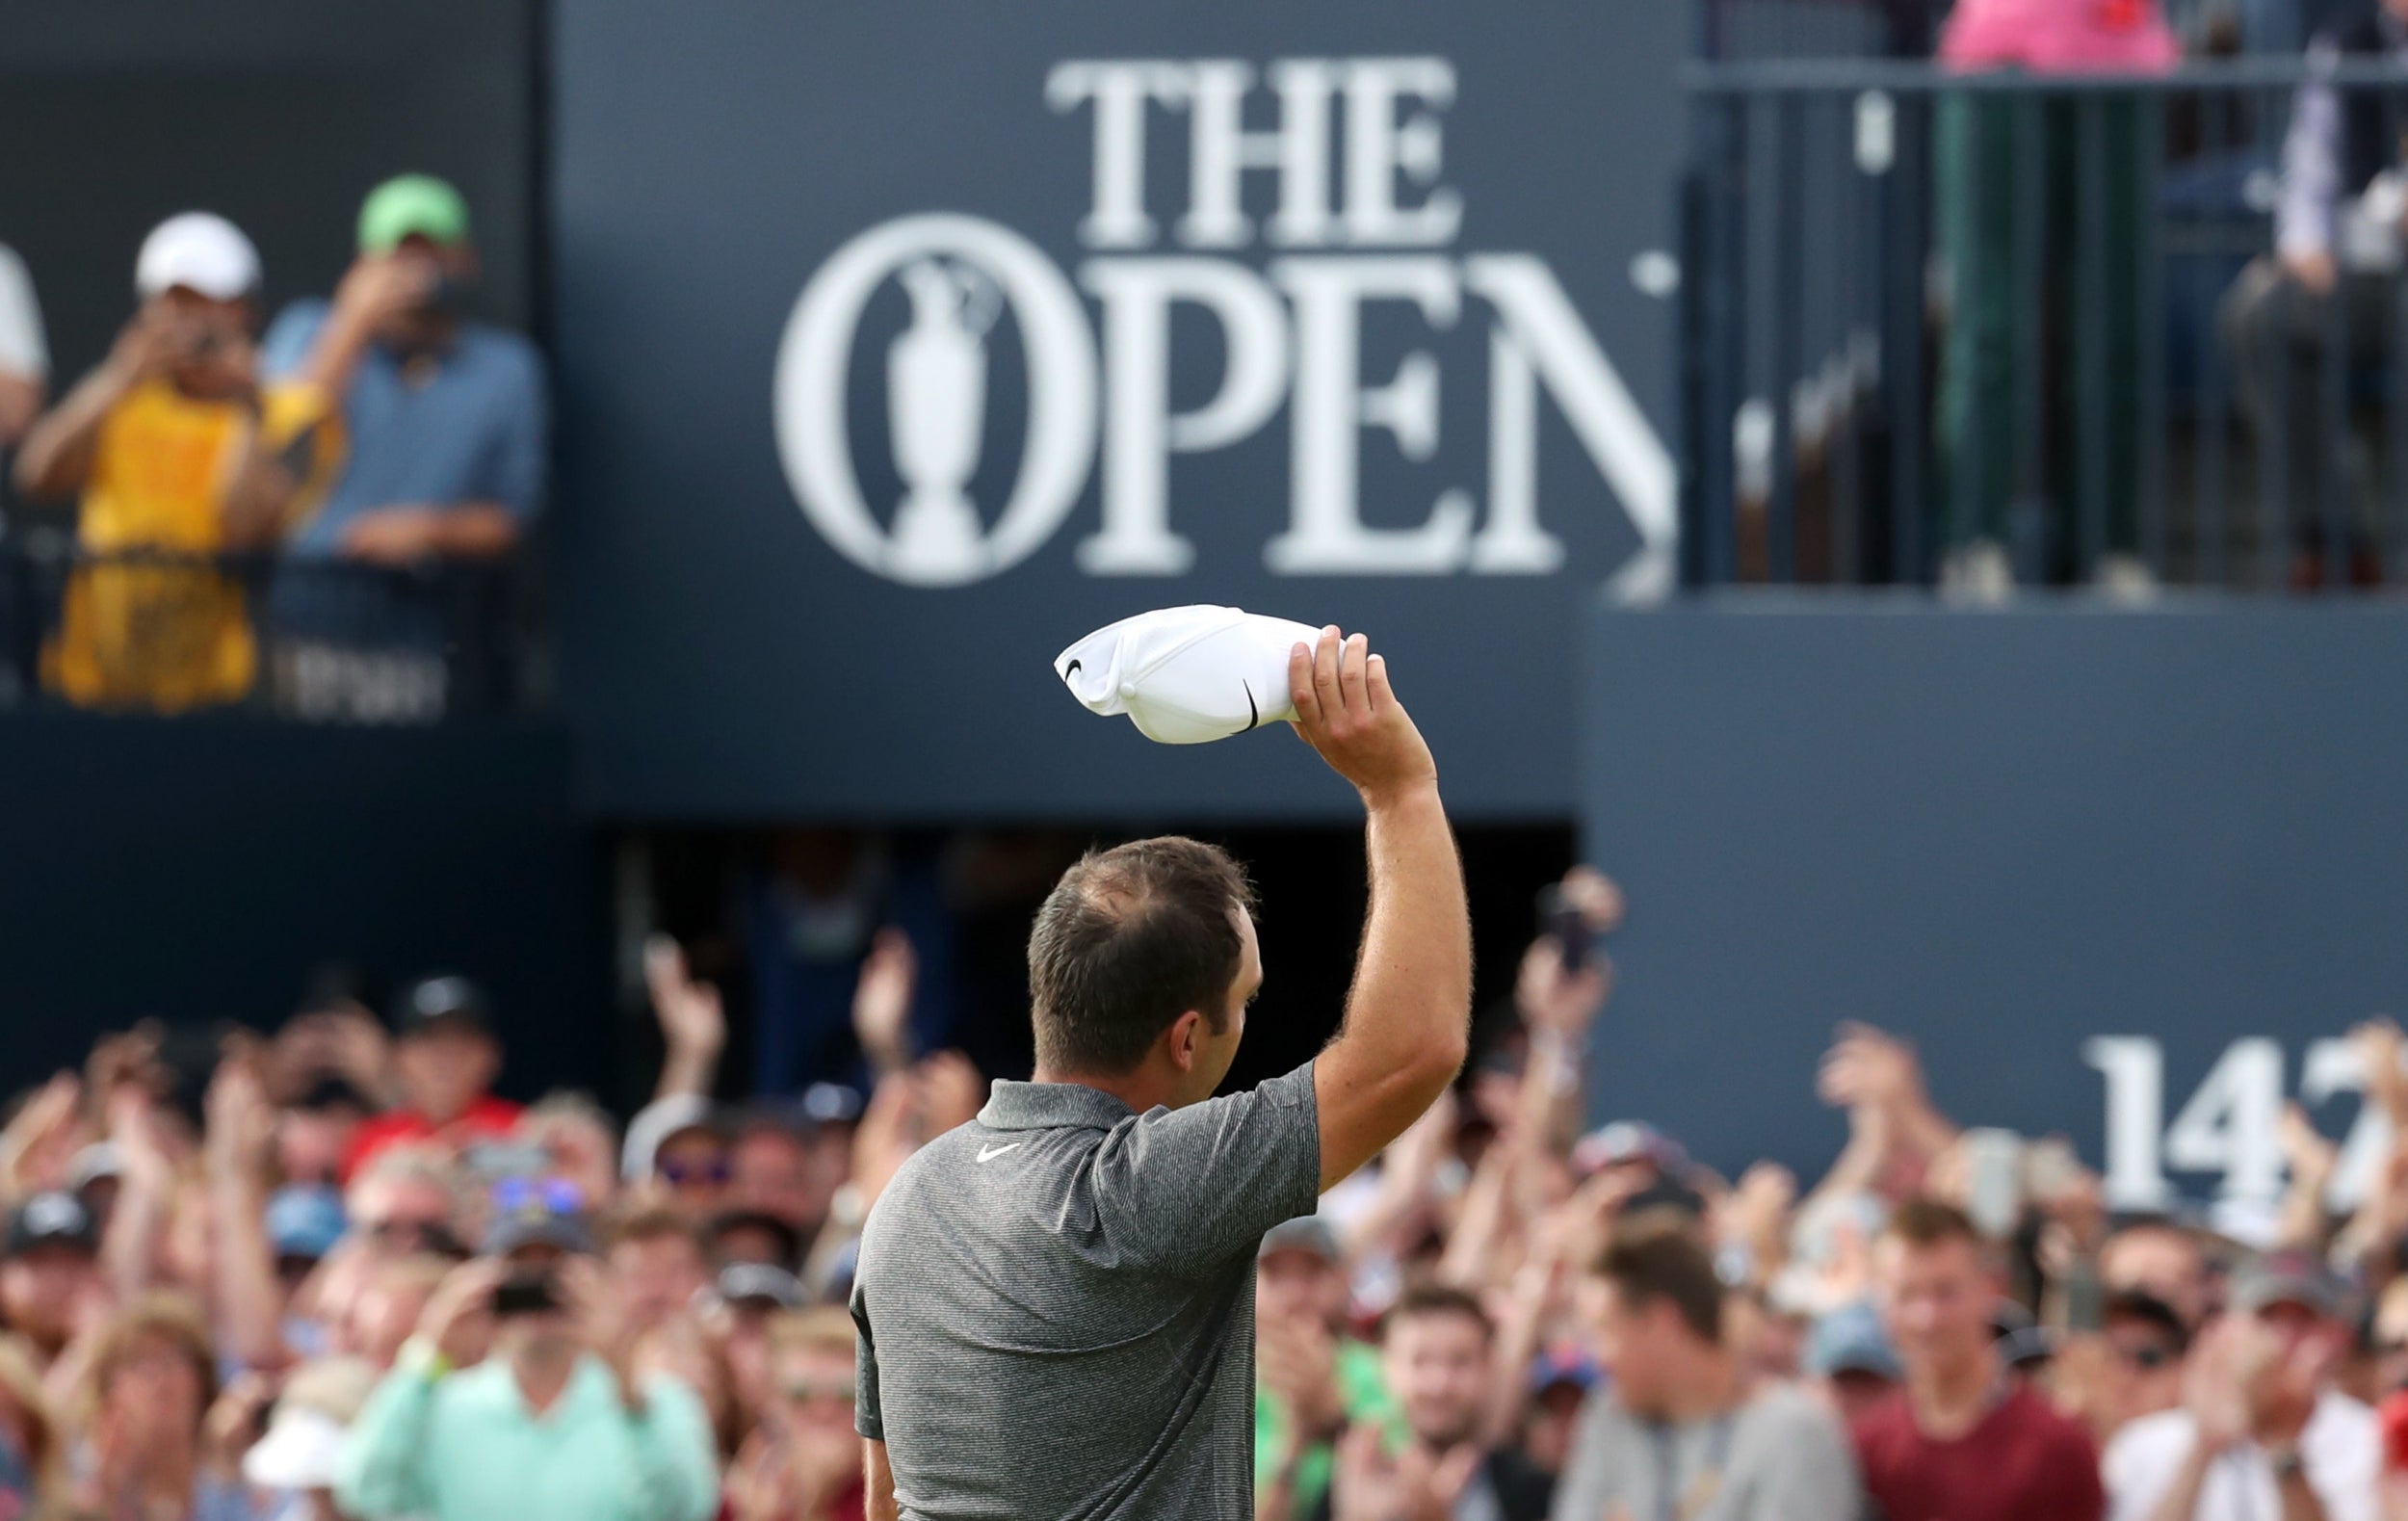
[1939,0,2182,72]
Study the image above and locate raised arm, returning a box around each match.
[1289,628,1471,1191]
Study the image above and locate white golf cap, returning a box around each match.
[134,212,261,301]
[1056,605,1322,745]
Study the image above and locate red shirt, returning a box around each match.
[2379,1389,2408,1473]
[342,1094,524,1178]
[1853,1382,2105,1521]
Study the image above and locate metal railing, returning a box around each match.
[1681,58,2408,590]
[1703,0,1923,62]
[0,537,535,721]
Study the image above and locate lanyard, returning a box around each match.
[1647,1412,1739,1521]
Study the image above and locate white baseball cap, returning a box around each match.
[1055,605,1322,745]
[134,212,261,301]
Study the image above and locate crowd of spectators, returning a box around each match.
[2,864,2406,1521]
[0,173,544,719]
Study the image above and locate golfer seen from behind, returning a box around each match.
[851,627,1471,1520]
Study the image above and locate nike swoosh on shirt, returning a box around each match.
[976,1142,1023,1163]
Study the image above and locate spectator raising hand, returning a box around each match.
[851,929,918,1081]
[646,937,727,1102]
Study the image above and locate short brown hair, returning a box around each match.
[603,1204,706,1256]
[1383,1282,1494,1343]
[1883,1197,1982,1250]
[80,1293,218,1429]
[1596,1222,1724,1343]
[1027,837,1255,1075]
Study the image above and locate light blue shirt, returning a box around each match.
[259,300,548,558]
[337,1354,719,1521]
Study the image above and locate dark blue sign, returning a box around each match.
[551,0,1684,818]
[1583,599,2408,1217]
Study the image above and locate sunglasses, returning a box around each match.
[659,1158,731,1188]
[780,1379,855,1406]
[2113,1342,2176,1371]
[363,1218,448,1246]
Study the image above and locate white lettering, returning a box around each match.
[1465,255,1675,596]
[1339,59,1462,247]
[1079,257,1291,574]
[1048,62,1189,249]
[1267,256,1471,574]
[2085,1036,2173,1212]
[2161,1038,2283,1203]
[1179,62,1340,249]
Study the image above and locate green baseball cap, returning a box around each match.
[356,174,470,254]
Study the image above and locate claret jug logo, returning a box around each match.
[772,58,1674,593]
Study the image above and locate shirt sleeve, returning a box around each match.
[1743,1396,1863,1521]
[2316,1408,2384,1521]
[334,1359,442,1520]
[0,245,45,380]
[2101,1416,2176,1521]
[1547,1394,1618,1521]
[624,1374,720,1521]
[1086,1059,1322,1272]
[849,1278,884,1442]
[259,302,327,383]
[2053,1423,2108,1521]
[478,340,548,523]
[2280,42,2343,260]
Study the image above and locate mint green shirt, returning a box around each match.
[337,1354,719,1521]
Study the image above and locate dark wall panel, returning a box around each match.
[0,716,610,1105]
[1581,597,2408,1213]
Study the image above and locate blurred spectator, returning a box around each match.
[722,1093,856,1248]
[2222,0,2408,589]
[744,833,953,1094]
[1514,1350,1599,1479]
[2104,1255,2379,1521]
[278,1083,373,1193]
[2054,1288,2195,1447]
[344,1151,464,1263]
[0,241,48,449]
[1555,1224,1858,1521]
[65,1294,241,1521]
[2,1193,101,1374]
[706,1211,801,1273]
[1932,0,2179,593]
[705,1263,802,1434]
[2103,1219,2215,1331]
[0,1334,62,1521]
[262,174,546,723]
[512,1095,620,1215]
[337,1208,717,1521]
[345,979,521,1179]
[13,213,331,712]
[618,1101,728,1223]
[1854,1199,2106,1521]
[1318,1286,1552,1521]
[1256,1216,1394,1521]
[723,1308,862,1521]
[242,1355,378,1521]
[339,1255,453,1372]
[603,1209,711,1340]
[1801,1300,1904,1425]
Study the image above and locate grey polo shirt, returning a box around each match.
[851,1060,1322,1520]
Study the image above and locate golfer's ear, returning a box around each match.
[1165,1010,1204,1072]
